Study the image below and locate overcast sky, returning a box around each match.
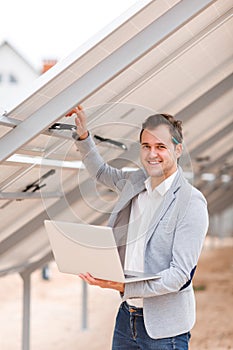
[0,0,138,69]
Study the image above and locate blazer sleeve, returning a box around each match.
[76,134,132,192]
[122,188,209,299]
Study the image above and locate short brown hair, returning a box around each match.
[140,113,183,144]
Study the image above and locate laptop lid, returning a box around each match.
[44,220,160,283]
[44,220,126,282]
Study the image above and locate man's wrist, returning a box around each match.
[72,131,89,141]
[79,131,89,140]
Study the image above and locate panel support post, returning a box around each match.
[20,272,31,350]
[81,280,88,330]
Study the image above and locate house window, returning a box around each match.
[9,74,18,83]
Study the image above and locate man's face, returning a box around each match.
[140,125,182,188]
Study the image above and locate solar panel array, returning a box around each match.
[0,0,232,276]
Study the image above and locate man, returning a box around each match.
[66,106,208,350]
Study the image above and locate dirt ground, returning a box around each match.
[0,237,232,350]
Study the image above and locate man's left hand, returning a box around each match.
[79,272,125,293]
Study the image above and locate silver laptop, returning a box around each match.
[44,220,160,283]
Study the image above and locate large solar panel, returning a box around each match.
[0,0,232,278]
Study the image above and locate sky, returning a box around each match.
[0,0,138,69]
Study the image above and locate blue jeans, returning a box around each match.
[112,302,191,350]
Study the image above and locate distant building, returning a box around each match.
[0,40,57,113]
[0,41,39,112]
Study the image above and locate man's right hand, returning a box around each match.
[66,105,89,140]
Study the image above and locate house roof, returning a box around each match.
[0,40,39,74]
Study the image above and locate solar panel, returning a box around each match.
[0,0,232,277]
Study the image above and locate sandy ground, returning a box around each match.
[0,237,232,350]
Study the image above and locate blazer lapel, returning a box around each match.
[108,168,147,227]
[109,168,147,267]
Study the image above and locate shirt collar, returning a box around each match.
[145,170,178,197]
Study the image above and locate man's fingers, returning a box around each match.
[78,273,124,292]
[79,273,97,285]
[65,109,76,117]
[65,105,83,117]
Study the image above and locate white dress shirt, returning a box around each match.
[125,171,177,307]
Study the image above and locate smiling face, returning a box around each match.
[140,125,182,189]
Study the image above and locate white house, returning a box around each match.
[0,41,39,112]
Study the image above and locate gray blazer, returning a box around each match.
[77,135,209,339]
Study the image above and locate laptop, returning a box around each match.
[44,220,160,283]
